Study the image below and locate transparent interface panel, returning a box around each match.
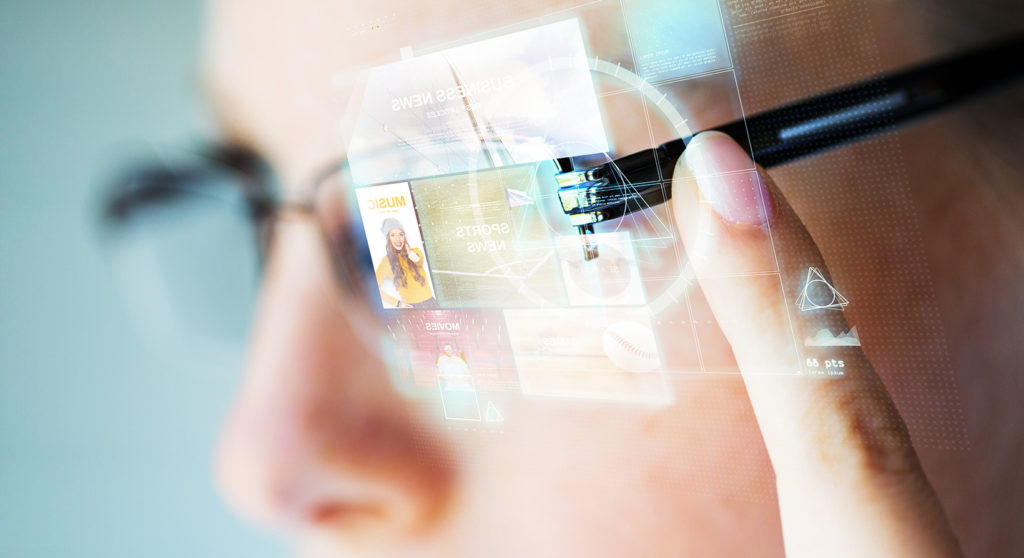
[347,18,608,185]
[335,2,964,446]
[409,165,567,308]
[343,15,798,404]
[621,0,732,82]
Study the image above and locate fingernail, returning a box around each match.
[683,131,774,226]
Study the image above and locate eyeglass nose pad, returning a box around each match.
[309,166,398,358]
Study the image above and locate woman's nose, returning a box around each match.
[215,219,453,535]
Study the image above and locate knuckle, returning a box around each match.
[806,377,921,482]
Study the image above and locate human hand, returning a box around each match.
[399,301,414,309]
[671,132,962,557]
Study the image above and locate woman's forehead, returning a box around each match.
[203,0,591,189]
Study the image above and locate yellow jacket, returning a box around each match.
[375,248,433,306]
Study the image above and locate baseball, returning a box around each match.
[602,322,660,373]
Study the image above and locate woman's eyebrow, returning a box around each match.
[196,62,256,155]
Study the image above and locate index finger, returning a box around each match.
[672,131,961,557]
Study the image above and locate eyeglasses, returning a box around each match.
[96,141,429,361]
[97,145,280,358]
[97,31,1024,377]
[556,33,1024,259]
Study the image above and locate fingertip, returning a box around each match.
[677,131,775,227]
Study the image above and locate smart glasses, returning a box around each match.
[555,33,1024,259]
[97,33,1024,355]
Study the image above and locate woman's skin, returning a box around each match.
[204,1,1023,556]
[388,229,405,251]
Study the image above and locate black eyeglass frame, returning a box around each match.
[98,32,1024,272]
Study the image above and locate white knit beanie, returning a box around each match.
[380,217,404,238]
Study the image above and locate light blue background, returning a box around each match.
[0,2,284,556]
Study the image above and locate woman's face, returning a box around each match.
[203,0,1013,556]
[388,229,405,251]
[206,4,783,554]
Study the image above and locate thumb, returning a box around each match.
[671,131,960,557]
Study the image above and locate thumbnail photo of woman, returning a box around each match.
[375,217,438,308]
[436,343,470,377]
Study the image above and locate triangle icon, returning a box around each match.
[484,401,504,422]
[795,266,849,311]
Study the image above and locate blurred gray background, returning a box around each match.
[0,2,283,556]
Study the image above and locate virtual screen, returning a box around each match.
[334,1,962,441]
[347,19,608,185]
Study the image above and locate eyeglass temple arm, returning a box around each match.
[556,31,1024,227]
[101,145,276,225]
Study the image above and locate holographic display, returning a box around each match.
[556,231,646,306]
[383,309,518,395]
[621,0,731,82]
[410,165,567,308]
[347,18,608,185]
[503,307,671,403]
[334,5,960,428]
[354,182,437,309]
